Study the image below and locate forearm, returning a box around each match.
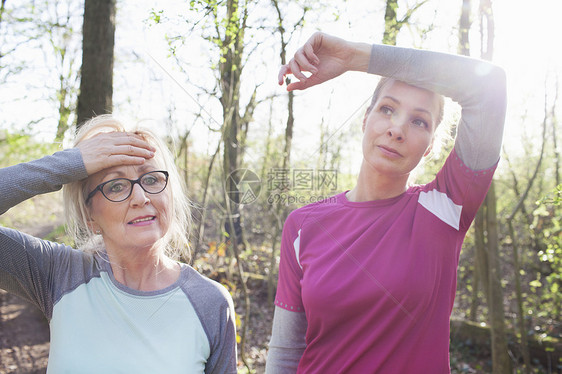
[265,307,307,374]
[367,44,505,106]
[266,346,305,374]
[367,44,507,170]
[0,148,87,215]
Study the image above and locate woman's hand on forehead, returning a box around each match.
[77,132,156,176]
[278,32,371,91]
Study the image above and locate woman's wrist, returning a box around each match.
[349,41,371,72]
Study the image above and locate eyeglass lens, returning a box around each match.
[101,171,168,202]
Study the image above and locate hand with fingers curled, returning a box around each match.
[77,132,156,175]
[278,32,372,91]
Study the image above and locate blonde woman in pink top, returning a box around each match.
[266,32,506,373]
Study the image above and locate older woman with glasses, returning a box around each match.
[0,115,237,373]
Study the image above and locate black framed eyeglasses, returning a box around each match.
[85,170,169,203]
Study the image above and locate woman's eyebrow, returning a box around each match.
[381,95,400,104]
[137,164,155,173]
[382,95,434,118]
[413,107,433,118]
[102,165,155,180]
[100,171,124,181]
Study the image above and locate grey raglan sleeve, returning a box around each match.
[0,148,90,318]
[367,44,507,171]
[182,270,238,374]
[265,306,307,374]
[0,148,88,215]
[0,228,95,320]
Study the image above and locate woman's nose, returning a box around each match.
[129,183,150,206]
[386,116,406,141]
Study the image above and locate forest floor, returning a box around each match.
[0,290,49,374]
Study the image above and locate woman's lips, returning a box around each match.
[128,216,156,226]
[377,145,402,158]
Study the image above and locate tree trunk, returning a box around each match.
[458,0,471,55]
[477,1,512,371]
[220,0,245,242]
[506,78,549,373]
[267,0,306,304]
[460,0,511,371]
[383,0,428,46]
[192,140,221,263]
[479,0,494,61]
[76,0,115,127]
[459,0,482,326]
[552,77,560,186]
[508,220,531,373]
[0,0,6,29]
[483,183,512,373]
[383,0,399,45]
[44,0,81,141]
[216,1,252,369]
[474,209,490,300]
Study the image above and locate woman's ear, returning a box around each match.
[87,220,99,234]
[424,139,434,157]
[362,112,369,132]
[86,207,100,234]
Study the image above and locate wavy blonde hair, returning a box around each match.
[62,115,192,262]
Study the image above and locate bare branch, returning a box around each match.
[507,81,549,222]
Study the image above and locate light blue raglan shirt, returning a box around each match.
[0,149,237,374]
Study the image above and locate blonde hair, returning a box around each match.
[62,115,192,262]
